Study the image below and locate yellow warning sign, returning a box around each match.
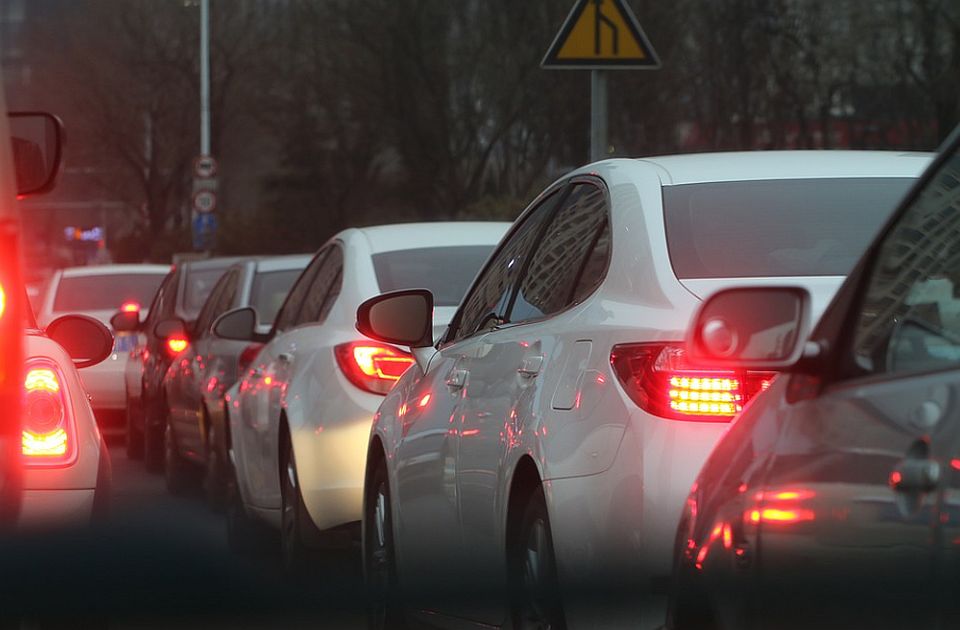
[542,0,660,69]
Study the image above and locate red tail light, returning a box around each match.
[335,341,415,395]
[22,361,76,465]
[121,301,140,313]
[238,342,264,374]
[166,336,189,356]
[0,282,5,319]
[610,343,775,421]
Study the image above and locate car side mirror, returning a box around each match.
[9,112,64,196]
[356,289,434,348]
[110,309,141,332]
[212,307,258,342]
[154,317,188,341]
[46,314,113,368]
[687,287,811,369]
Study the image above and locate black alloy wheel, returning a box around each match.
[125,402,144,460]
[364,460,405,629]
[280,435,314,577]
[510,485,566,630]
[163,421,195,495]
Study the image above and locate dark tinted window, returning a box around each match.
[510,184,608,323]
[250,269,302,326]
[53,273,166,312]
[300,246,343,324]
[144,271,176,329]
[451,192,559,341]
[663,178,915,278]
[183,267,230,319]
[372,246,496,307]
[274,250,326,332]
[194,274,229,336]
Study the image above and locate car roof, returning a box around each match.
[352,221,512,254]
[179,256,247,273]
[253,254,313,273]
[58,264,171,277]
[632,150,934,185]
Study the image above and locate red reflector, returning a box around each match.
[22,361,75,465]
[610,343,775,421]
[335,342,415,395]
[166,337,189,355]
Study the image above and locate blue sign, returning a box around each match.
[192,212,218,251]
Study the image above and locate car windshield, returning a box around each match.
[663,177,916,278]
[52,273,166,312]
[372,245,495,307]
[250,269,301,325]
[183,267,229,319]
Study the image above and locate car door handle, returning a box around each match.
[890,459,941,493]
[446,368,468,390]
[517,355,544,377]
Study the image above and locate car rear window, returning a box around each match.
[372,246,495,307]
[250,269,301,325]
[53,273,166,312]
[663,177,916,278]
[183,267,229,319]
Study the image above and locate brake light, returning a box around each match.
[335,341,415,395]
[22,361,75,465]
[121,301,140,313]
[610,343,775,421]
[166,336,189,355]
[238,342,264,374]
[0,283,5,318]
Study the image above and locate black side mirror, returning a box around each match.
[356,289,434,348]
[154,317,188,341]
[212,307,258,342]
[687,287,811,369]
[46,314,113,368]
[9,112,64,196]
[110,309,141,333]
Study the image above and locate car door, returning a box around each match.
[747,146,960,629]
[239,250,325,508]
[392,188,560,610]
[454,181,611,624]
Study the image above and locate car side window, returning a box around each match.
[450,190,562,342]
[852,149,960,376]
[300,245,343,325]
[508,183,609,324]
[145,270,176,331]
[274,249,328,332]
[194,274,228,336]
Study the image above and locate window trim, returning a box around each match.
[302,242,344,326]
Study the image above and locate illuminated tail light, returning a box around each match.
[610,343,775,421]
[22,361,76,465]
[238,342,264,374]
[334,341,415,395]
[166,336,189,356]
[121,301,140,313]
[0,282,5,319]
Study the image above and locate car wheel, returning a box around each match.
[510,484,566,630]
[280,434,314,578]
[125,402,144,461]
[164,422,195,495]
[364,459,405,629]
[143,402,165,473]
[203,417,227,512]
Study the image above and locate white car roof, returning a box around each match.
[254,254,313,273]
[631,150,934,185]
[353,222,512,254]
[58,264,171,277]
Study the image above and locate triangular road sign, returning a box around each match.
[542,0,661,69]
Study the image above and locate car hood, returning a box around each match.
[679,276,845,324]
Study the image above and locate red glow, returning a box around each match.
[722,523,733,549]
[0,283,5,319]
[264,376,273,386]
[398,403,408,417]
[889,470,903,486]
[22,362,74,465]
[418,393,431,408]
[462,428,480,437]
[748,508,815,524]
[695,545,709,570]
[166,337,188,355]
[238,342,264,374]
[335,342,414,395]
[121,301,140,313]
[951,459,960,471]
[768,489,815,501]
[738,482,747,493]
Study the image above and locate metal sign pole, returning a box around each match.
[200,0,211,156]
[590,69,608,162]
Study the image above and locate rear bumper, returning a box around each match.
[19,489,96,527]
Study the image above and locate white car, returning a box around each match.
[219,222,509,571]
[20,301,114,527]
[355,151,932,629]
[36,264,169,435]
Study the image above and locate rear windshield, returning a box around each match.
[183,267,229,318]
[250,269,301,325]
[373,245,495,307]
[53,273,166,312]
[663,177,915,278]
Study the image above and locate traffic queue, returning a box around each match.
[22,135,960,629]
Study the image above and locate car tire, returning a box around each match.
[125,403,144,461]
[203,415,227,512]
[509,484,566,630]
[164,421,195,495]
[364,458,406,629]
[280,433,316,578]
